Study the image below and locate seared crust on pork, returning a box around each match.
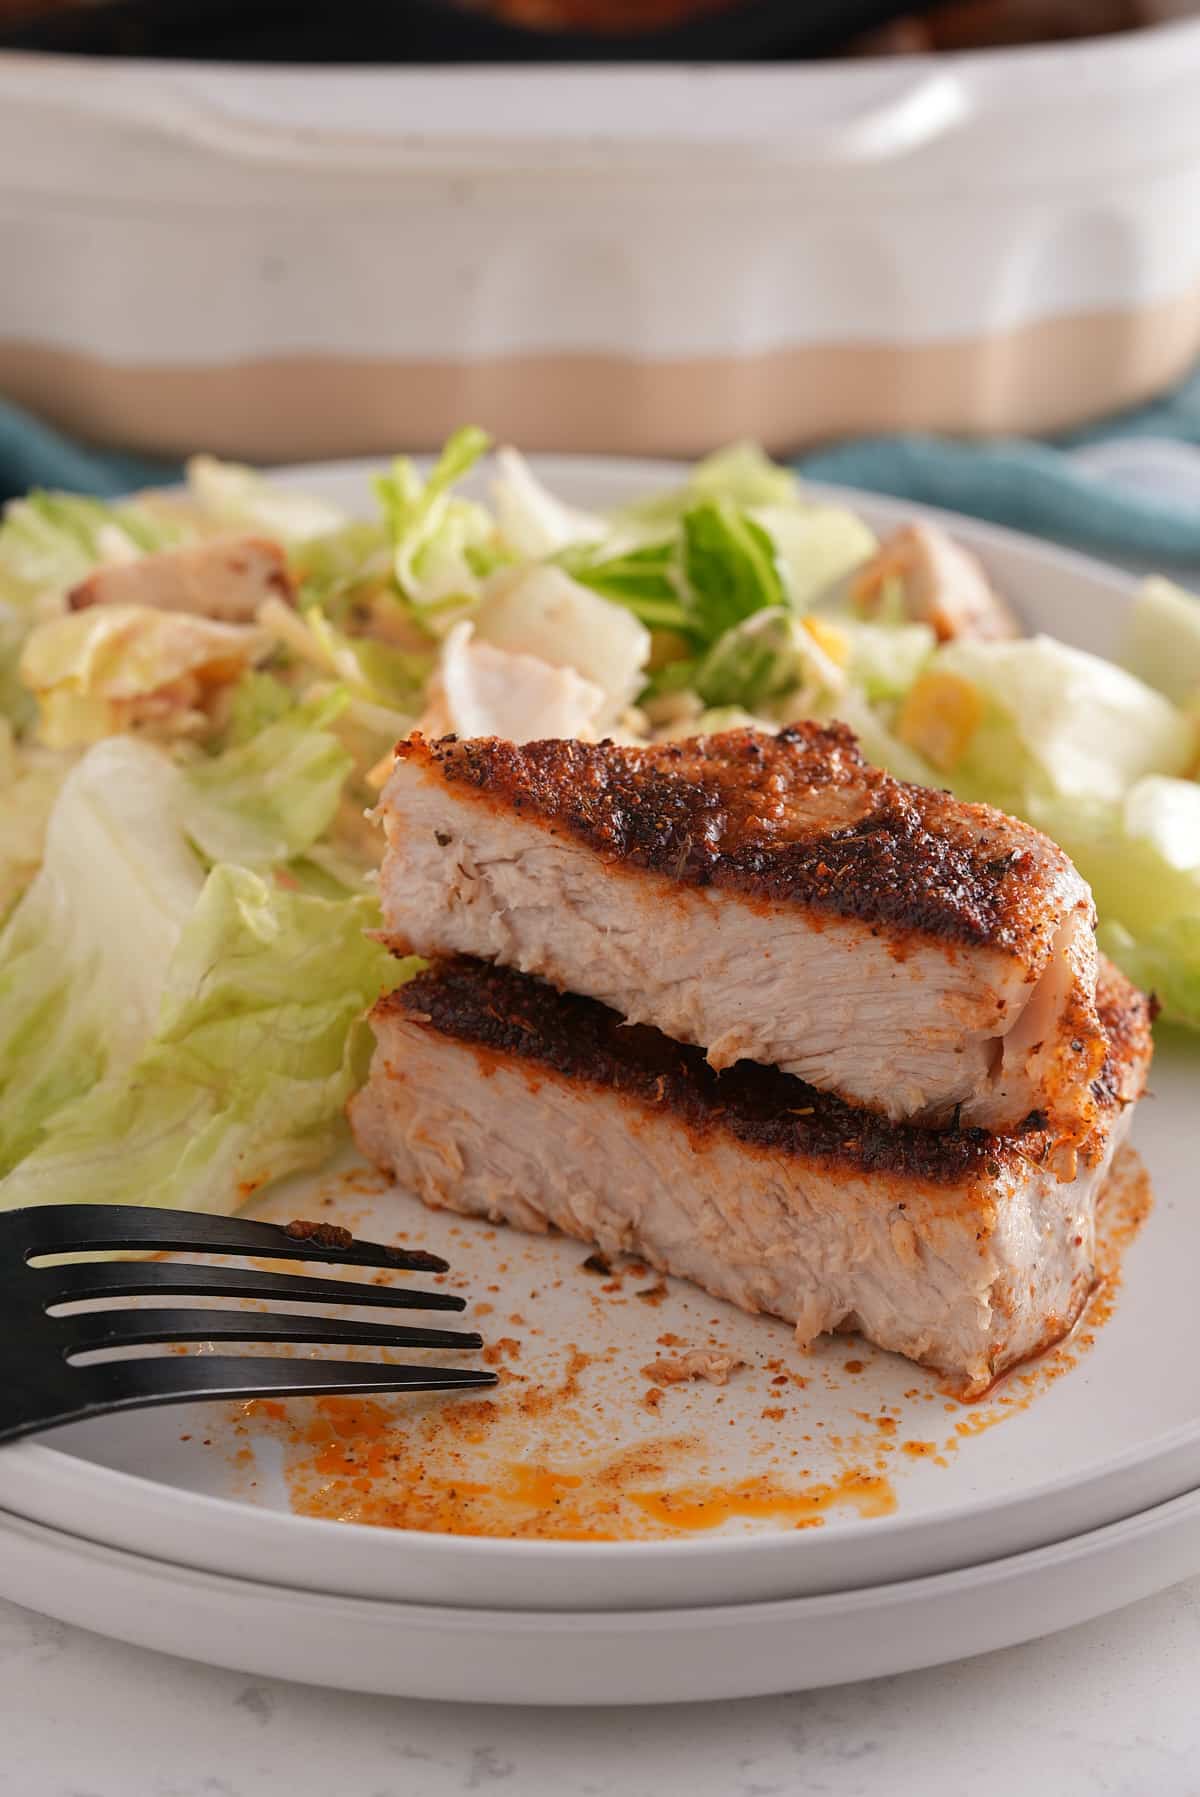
[378,957,1145,1188]
[377,728,1108,1141]
[351,956,1152,1395]
[396,725,1077,952]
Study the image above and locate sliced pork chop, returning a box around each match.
[69,536,295,622]
[375,726,1106,1146]
[350,957,1151,1397]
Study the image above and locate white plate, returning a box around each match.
[3,1481,1200,1705]
[0,460,1195,1617]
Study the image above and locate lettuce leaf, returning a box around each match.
[842,621,936,704]
[1120,576,1200,709]
[556,539,689,633]
[752,504,877,614]
[0,737,205,1175]
[473,564,649,725]
[491,447,605,559]
[1034,777,1200,1026]
[0,866,413,1214]
[0,723,75,922]
[223,670,299,747]
[258,596,430,714]
[186,455,345,543]
[617,443,800,528]
[374,426,494,618]
[693,609,819,709]
[179,691,353,868]
[0,730,403,1212]
[680,500,787,642]
[19,604,268,748]
[0,490,185,729]
[917,636,1196,812]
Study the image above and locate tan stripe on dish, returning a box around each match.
[2,285,1198,461]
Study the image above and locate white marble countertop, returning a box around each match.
[4,1577,1200,1797]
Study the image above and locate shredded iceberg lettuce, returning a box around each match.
[186,454,345,543]
[374,425,495,619]
[0,730,404,1211]
[1120,576,1200,709]
[903,636,1195,813]
[19,604,268,748]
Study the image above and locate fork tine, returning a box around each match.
[14,1204,447,1274]
[37,1260,466,1313]
[58,1308,483,1356]
[76,1353,498,1420]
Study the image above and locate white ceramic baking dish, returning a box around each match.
[1,21,1199,460]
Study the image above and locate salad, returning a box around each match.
[1,430,1197,1220]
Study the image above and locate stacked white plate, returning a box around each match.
[1,462,1196,1705]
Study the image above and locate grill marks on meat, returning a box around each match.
[376,728,1107,1142]
[349,957,1152,1395]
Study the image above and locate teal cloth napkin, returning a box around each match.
[4,371,1200,565]
[0,401,177,504]
[795,368,1200,568]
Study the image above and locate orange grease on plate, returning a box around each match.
[628,1467,896,1532]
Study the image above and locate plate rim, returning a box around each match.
[2,1478,1199,1702]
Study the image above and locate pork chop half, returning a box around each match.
[375,726,1106,1145]
[349,957,1151,1397]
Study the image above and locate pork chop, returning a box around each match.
[349,956,1151,1396]
[374,726,1106,1146]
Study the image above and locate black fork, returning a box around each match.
[0,1205,497,1446]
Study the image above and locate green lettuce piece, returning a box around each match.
[753,504,877,614]
[374,426,494,616]
[0,866,415,1214]
[694,611,932,715]
[259,596,431,714]
[556,540,689,632]
[180,691,353,868]
[223,670,299,747]
[843,621,936,704]
[618,443,799,528]
[0,723,75,921]
[0,491,183,601]
[694,609,816,709]
[1101,918,1200,1028]
[0,737,205,1175]
[0,729,405,1211]
[0,490,185,728]
[491,446,606,559]
[186,455,345,543]
[1034,777,1200,1027]
[933,635,1196,811]
[681,500,786,642]
[292,519,393,622]
[1120,576,1200,708]
[19,603,267,749]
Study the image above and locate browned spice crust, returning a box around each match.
[284,1219,355,1251]
[396,727,1088,953]
[381,956,1151,1188]
[283,1216,444,1271]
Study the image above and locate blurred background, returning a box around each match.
[0,0,1199,565]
